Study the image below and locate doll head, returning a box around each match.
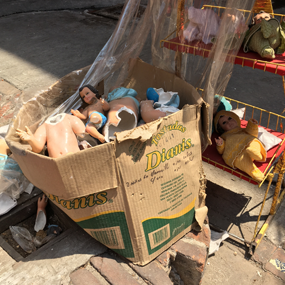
[214,110,240,134]
[79,85,100,104]
[252,11,272,25]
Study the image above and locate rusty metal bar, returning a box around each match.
[250,215,274,255]
[252,173,274,242]
[270,150,285,215]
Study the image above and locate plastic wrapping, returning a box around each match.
[9,225,59,253]
[10,226,36,253]
[0,154,31,200]
[8,0,256,151]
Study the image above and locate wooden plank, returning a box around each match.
[0,235,23,262]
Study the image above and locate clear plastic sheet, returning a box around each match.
[9,225,57,253]
[8,0,256,150]
[0,153,31,200]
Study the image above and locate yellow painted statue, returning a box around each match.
[214,110,267,182]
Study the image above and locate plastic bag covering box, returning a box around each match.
[6,59,209,265]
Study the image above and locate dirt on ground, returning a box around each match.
[1,207,65,258]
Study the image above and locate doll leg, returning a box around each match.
[246,140,266,162]
[140,100,167,123]
[89,112,102,125]
[234,153,264,182]
[86,124,105,143]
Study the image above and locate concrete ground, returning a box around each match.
[1,1,285,284]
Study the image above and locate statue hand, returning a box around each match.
[71,109,81,117]
[251,118,258,124]
[100,98,110,111]
[215,137,224,146]
[16,126,33,142]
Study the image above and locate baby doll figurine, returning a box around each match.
[16,113,85,158]
[243,11,285,59]
[214,110,266,182]
[71,85,110,143]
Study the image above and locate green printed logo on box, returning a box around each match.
[76,211,134,258]
[142,198,196,255]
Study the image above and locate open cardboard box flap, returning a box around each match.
[9,140,120,199]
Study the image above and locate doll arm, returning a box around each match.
[69,116,86,135]
[71,109,87,120]
[245,118,259,137]
[215,137,225,154]
[16,125,46,153]
[101,98,110,112]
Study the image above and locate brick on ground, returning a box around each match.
[129,259,173,285]
[91,254,141,285]
[0,80,20,96]
[80,220,210,285]
[252,238,277,265]
[265,247,285,281]
[262,271,285,285]
[70,268,101,285]
[169,222,209,285]
[0,79,22,127]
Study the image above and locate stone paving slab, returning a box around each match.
[129,259,173,285]
[0,226,107,285]
[70,268,102,285]
[0,78,22,127]
[68,221,210,285]
[0,213,210,285]
[265,248,285,281]
[252,225,285,281]
[91,254,143,285]
[252,237,278,265]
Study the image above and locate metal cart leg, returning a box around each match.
[250,150,285,255]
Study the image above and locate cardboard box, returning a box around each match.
[6,58,209,265]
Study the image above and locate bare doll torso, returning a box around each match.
[43,114,85,157]
[85,98,105,118]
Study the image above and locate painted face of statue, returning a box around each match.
[80,87,98,105]
[218,115,238,132]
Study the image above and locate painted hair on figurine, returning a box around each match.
[79,84,101,103]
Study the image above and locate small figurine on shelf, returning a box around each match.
[214,110,267,182]
[243,11,285,59]
[71,85,110,143]
[179,6,220,44]
[16,113,86,158]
